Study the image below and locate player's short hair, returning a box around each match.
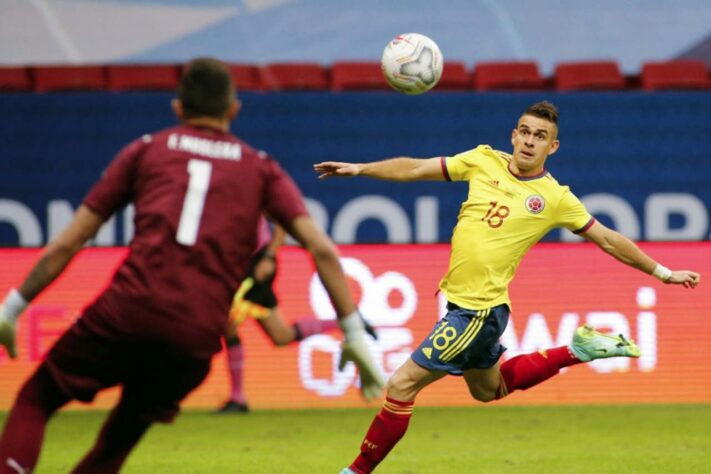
[524,101,559,126]
[178,58,234,119]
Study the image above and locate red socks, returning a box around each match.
[349,397,414,474]
[497,346,581,398]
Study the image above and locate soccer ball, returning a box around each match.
[381,33,443,95]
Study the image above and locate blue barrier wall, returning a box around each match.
[1,92,709,245]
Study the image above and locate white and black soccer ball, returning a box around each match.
[381,33,443,95]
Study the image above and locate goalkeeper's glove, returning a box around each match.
[0,289,27,359]
[339,338,385,402]
[229,277,270,325]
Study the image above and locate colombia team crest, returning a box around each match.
[525,195,545,214]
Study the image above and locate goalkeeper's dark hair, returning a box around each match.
[524,101,559,125]
[178,58,234,119]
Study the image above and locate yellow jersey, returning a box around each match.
[439,145,593,310]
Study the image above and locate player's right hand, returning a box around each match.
[667,270,700,288]
[339,339,385,401]
[0,306,17,359]
[313,162,361,179]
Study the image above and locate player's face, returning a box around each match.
[510,115,559,176]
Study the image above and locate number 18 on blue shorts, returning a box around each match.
[411,303,510,375]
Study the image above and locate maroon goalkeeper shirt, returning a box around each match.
[82,124,307,358]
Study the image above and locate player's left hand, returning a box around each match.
[667,270,700,288]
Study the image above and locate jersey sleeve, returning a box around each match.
[443,145,490,181]
[83,136,147,219]
[261,157,309,229]
[555,187,595,233]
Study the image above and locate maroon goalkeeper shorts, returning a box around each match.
[44,315,211,423]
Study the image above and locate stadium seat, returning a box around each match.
[260,63,329,91]
[0,67,32,91]
[554,61,625,91]
[331,61,389,91]
[436,62,470,90]
[107,64,180,91]
[227,64,265,92]
[641,60,710,90]
[33,65,106,92]
[472,61,545,90]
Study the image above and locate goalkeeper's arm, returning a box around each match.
[0,205,104,358]
[287,215,385,399]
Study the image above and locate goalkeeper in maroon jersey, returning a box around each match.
[0,57,383,474]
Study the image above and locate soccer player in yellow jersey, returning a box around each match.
[314,101,701,474]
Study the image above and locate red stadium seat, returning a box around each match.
[0,67,32,91]
[33,65,106,92]
[107,64,180,91]
[472,61,545,91]
[641,60,710,90]
[331,61,389,91]
[260,63,329,91]
[437,62,470,90]
[227,64,265,92]
[554,61,625,91]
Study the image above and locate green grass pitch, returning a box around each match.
[6,404,710,473]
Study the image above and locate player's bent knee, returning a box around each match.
[468,386,497,403]
[385,371,418,400]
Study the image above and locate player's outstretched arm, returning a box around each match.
[314,157,445,182]
[0,205,104,358]
[581,221,700,288]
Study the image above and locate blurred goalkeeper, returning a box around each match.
[218,216,378,413]
[315,100,700,474]
[0,57,383,474]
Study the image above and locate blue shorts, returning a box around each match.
[411,303,509,374]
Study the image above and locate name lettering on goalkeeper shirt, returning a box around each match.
[167,133,242,161]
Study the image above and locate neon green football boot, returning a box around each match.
[569,325,641,362]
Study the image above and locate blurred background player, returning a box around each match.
[0,57,383,474]
[219,218,301,412]
[315,101,700,474]
[219,217,376,413]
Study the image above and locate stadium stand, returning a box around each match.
[331,62,389,91]
[4,61,708,93]
[33,65,106,92]
[437,62,470,90]
[554,61,626,91]
[228,64,265,91]
[0,67,32,91]
[641,60,710,90]
[107,64,180,91]
[472,61,545,91]
[260,63,329,91]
